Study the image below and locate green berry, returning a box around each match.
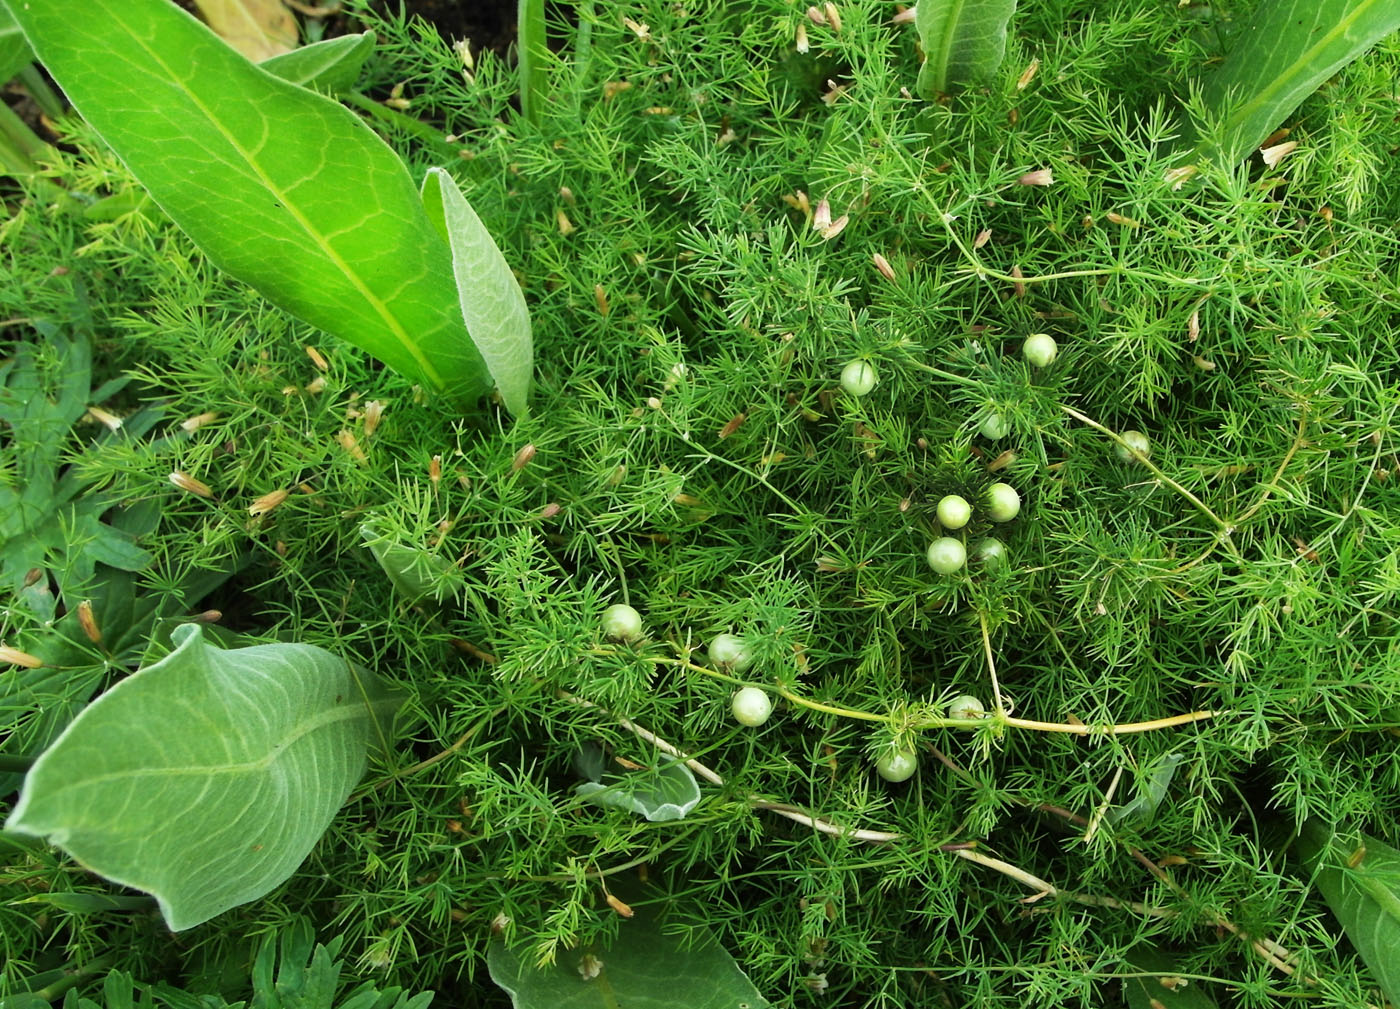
[973,537,1007,568]
[1116,430,1151,463]
[984,482,1021,523]
[979,412,1010,440]
[875,748,918,782]
[731,687,773,727]
[947,694,986,720]
[1023,333,1057,368]
[936,494,971,530]
[601,604,643,643]
[709,633,754,672]
[926,537,966,574]
[839,360,878,397]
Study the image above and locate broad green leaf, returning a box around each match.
[574,754,701,822]
[1191,0,1400,167]
[191,0,297,61]
[2,0,491,406]
[1297,822,1400,1005]
[421,168,533,417]
[1123,944,1218,1009]
[359,522,462,604]
[4,623,398,931]
[488,901,771,1009]
[915,0,1019,100]
[259,33,376,92]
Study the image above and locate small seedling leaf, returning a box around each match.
[4,624,398,931]
[1123,944,1218,1008]
[575,757,701,822]
[488,900,771,1009]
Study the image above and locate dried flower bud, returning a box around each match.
[510,444,536,472]
[77,599,101,644]
[196,609,223,623]
[1016,58,1040,90]
[822,2,841,32]
[336,429,367,464]
[646,396,663,410]
[429,454,442,483]
[719,413,746,439]
[813,198,832,231]
[0,644,43,668]
[1105,211,1141,229]
[305,345,329,371]
[305,375,326,394]
[872,252,896,282]
[539,501,561,519]
[180,411,219,433]
[1187,310,1200,343]
[85,406,123,431]
[820,214,849,240]
[248,489,290,516]
[805,5,827,25]
[891,6,915,23]
[795,21,809,52]
[973,228,992,250]
[605,893,635,918]
[1259,141,1297,168]
[602,80,632,100]
[363,400,385,438]
[1009,264,1025,299]
[169,471,214,498]
[1017,168,1054,187]
[594,284,610,317]
[559,185,576,205]
[1163,165,1198,191]
[23,568,44,588]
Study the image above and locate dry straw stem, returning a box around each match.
[562,693,898,842]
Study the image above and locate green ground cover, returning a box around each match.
[3,1,1400,1006]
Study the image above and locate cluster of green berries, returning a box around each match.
[600,605,990,784]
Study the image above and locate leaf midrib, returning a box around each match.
[103,3,445,391]
[1218,0,1384,145]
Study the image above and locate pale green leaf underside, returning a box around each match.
[575,758,701,822]
[1195,0,1400,166]
[4,624,396,931]
[421,168,533,417]
[488,904,771,1009]
[1300,824,1400,1005]
[258,32,376,92]
[359,521,461,604]
[915,0,1019,99]
[2,0,489,405]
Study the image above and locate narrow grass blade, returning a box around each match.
[915,0,1019,100]
[517,0,548,126]
[3,0,491,406]
[1191,0,1400,167]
